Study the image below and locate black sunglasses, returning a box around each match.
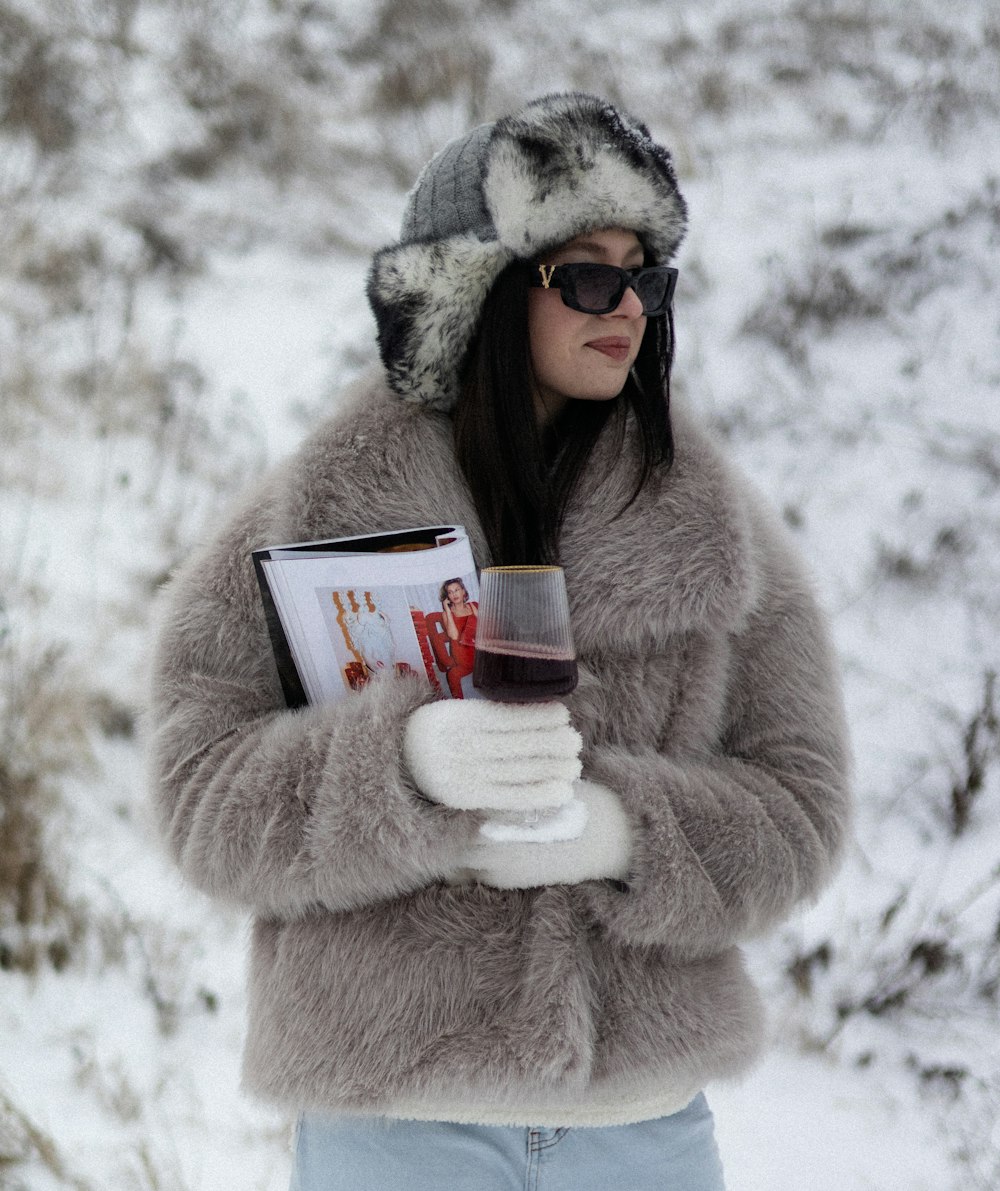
[529,262,678,316]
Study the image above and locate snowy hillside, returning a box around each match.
[1,0,998,1187]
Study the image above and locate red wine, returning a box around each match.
[473,645,578,702]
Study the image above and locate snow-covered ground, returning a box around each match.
[2,0,998,1187]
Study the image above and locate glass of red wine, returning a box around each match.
[472,565,578,702]
[473,566,584,842]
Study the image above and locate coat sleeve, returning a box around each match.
[146,495,481,921]
[576,518,852,957]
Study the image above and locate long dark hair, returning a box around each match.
[453,260,675,565]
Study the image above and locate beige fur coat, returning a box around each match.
[148,371,851,1124]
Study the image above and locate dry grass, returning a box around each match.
[0,1082,97,1190]
[0,636,93,975]
[0,1,997,1185]
[0,4,82,150]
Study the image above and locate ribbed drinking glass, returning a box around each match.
[472,566,578,702]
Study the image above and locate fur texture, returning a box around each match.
[367,93,688,409]
[147,371,852,1124]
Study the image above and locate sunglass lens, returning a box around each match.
[635,271,671,314]
[570,265,622,313]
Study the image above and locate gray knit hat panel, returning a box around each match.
[401,121,498,244]
[367,92,688,409]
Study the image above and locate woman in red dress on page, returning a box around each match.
[440,578,478,698]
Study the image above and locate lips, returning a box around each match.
[585,337,632,362]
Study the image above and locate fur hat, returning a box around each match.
[366,92,688,410]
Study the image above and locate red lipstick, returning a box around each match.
[586,337,631,362]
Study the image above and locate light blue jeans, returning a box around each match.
[289,1093,726,1190]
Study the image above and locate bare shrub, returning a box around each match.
[376,40,493,116]
[874,16,1000,148]
[0,630,92,974]
[744,176,999,367]
[872,523,974,589]
[947,670,999,837]
[0,5,82,151]
[77,0,142,52]
[700,2,1000,146]
[744,260,886,364]
[72,1038,144,1123]
[783,664,1000,1076]
[0,1082,97,1190]
[937,1075,1000,1191]
[344,0,501,125]
[165,22,339,187]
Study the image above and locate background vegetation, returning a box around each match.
[1,0,997,1186]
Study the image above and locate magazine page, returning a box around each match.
[254,528,482,707]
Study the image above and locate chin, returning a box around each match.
[573,387,627,404]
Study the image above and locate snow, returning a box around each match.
[166,246,375,459]
[2,0,999,1187]
[713,1050,956,1191]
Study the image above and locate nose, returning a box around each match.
[608,282,645,318]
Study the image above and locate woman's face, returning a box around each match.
[527,227,647,424]
[445,582,466,605]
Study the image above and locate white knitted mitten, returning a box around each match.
[458,779,632,889]
[403,698,582,811]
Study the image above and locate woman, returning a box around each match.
[149,93,852,1190]
[439,578,478,698]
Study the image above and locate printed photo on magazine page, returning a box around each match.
[251,526,482,707]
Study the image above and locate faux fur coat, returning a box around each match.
[148,370,851,1125]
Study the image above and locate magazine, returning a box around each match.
[252,526,483,708]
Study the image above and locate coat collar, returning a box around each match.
[558,403,758,653]
[288,373,759,657]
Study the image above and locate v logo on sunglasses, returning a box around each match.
[537,264,557,289]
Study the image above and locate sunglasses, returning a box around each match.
[529,262,678,316]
